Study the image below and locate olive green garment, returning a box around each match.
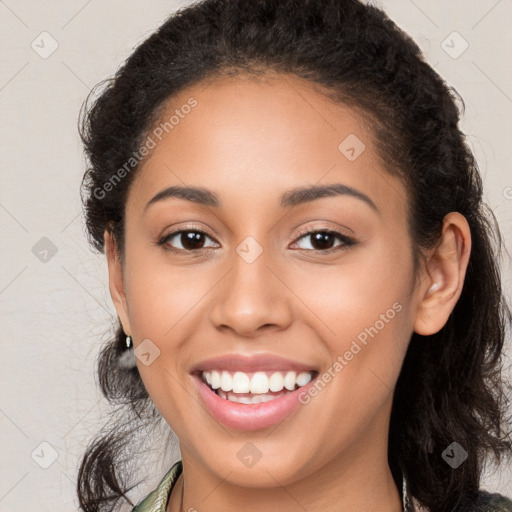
[131,461,182,512]
[131,460,512,512]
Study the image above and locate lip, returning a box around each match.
[190,353,318,373]
[192,371,318,430]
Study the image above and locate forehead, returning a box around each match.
[127,73,408,219]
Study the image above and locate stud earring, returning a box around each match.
[428,283,440,293]
[119,335,137,370]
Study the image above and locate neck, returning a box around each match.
[168,437,403,512]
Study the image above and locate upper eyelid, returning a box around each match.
[294,225,351,239]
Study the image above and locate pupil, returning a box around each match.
[182,232,204,250]
[312,232,334,250]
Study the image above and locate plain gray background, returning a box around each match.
[1,0,511,510]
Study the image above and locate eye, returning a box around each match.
[156,226,356,254]
[291,228,356,253]
[157,228,219,253]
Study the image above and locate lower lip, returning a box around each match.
[192,373,317,430]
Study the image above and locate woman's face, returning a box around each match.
[108,73,425,488]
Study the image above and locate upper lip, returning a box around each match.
[190,354,318,374]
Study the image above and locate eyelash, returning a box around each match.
[156,225,357,255]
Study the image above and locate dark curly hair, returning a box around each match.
[77,0,512,511]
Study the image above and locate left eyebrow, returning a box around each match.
[279,183,378,212]
[143,183,378,213]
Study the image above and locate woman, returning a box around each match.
[77,0,512,511]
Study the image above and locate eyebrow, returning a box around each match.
[144,183,378,212]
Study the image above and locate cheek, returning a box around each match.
[291,235,414,339]
[289,239,415,403]
[123,243,213,339]
[120,243,216,401]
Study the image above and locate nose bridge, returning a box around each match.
[209,236,291,335]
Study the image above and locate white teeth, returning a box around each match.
[220,371,232,392]
[201,369,315,394]
[250,372,269,393]
[284,371,297,391]
[232,371,250,393]
[268,371,284,392]
[210,370,221,389]
[297,372,313,387]
[217,389,287,404]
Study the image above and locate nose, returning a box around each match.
[209,247,293,337]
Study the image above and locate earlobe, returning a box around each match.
[414,212,471,336]
[104,228,132,336]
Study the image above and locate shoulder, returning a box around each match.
[467,491,512,511]
[131,460,183,512]
[411,490,512,512]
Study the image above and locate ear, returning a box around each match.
[414,212,471,335]
[104,228,132,336]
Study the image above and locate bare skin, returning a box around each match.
[104,72,471,512]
